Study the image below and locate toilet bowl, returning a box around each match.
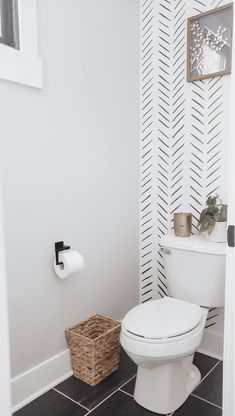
[120,297,208,414]
[120,232,226,414]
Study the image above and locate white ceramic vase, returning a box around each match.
[209,222,227,243]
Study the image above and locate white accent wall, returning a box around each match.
[0,0,139,410]
[140,0,232,359]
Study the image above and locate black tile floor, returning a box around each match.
[14,350,222,416]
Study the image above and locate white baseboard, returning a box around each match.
[11,349,73,413]
[198,329,224,361]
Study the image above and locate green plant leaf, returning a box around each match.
[198,194,225,232]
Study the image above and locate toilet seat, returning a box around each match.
[120,302,208,361]
[123,297,202,341]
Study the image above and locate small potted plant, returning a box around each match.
[198,195,227,242]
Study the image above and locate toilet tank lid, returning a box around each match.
[160,231,226,255]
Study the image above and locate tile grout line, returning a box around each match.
[191,393,222,410]
[120,388,220,415]
[53,360,221,415]
[84,374,137,415]
[119,386,174,415]
[84,391,118,415]
[53,388,90,412]
[119,374,136,389]
[119,388,133,398]
[198,360,221,386]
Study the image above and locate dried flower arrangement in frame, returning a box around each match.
[187,3,233,82]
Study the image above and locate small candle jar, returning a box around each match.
[174,212,192,237]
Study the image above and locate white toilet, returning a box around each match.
[120,231,226,414]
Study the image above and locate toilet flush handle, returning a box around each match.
[160,247,171,255]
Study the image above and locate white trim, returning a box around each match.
[0,179,11,414]
[198,329,224,361]
[11,349,72,413]
[222,3,235,411]
[223,247,235,415]
[18,0,39,55]
[0,44,42,88]
[0,0,43,88]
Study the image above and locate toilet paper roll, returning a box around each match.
[54,250,84,279]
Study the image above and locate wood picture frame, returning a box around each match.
[187,3,233,82]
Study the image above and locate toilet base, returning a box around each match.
[134,355,201,414]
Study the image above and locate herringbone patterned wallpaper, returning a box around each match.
[140,0,230,332]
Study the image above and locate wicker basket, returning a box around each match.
[65,314,121,386]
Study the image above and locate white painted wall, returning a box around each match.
[0,0,139,405]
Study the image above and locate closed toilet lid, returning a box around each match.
[123,297,202,339]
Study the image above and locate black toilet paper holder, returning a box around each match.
[55,241,71,266]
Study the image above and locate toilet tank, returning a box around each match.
[160,232,226,307]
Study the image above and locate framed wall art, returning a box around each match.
[187,3,233,82]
